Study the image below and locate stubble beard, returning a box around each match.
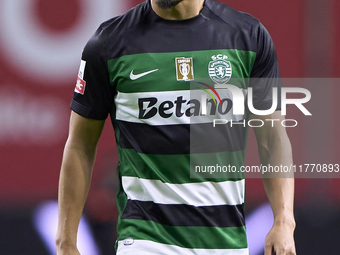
[155,0,184,9]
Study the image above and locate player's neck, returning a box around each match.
[151,0,205,20]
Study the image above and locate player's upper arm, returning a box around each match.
[66,111,105,153]
[71,26,114,121]
[250,111,288,147]
[249,22,282,112]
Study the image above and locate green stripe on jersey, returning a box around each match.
[117,147,245,183]
[108,49,256,93]
[117,219,247,249]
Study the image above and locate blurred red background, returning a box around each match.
[1,0,339,206]
[0,0,339,254]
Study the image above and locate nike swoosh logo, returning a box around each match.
[130,69,158,80]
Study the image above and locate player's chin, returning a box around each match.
[155,0,184,9]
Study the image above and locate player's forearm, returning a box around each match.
[56,141,96,249]
[263,178,295,228]
[259,132,295,227]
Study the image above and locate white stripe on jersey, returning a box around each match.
[115,89,245,126]
[122,176,245,206]
[117,239,249,255]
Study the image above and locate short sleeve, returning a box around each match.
[70,26,114,120]
[249,22,282,111]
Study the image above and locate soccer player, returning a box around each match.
[56,0,296,254]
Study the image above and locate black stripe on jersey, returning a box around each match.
[121,200,245,228]
[103,0,259,60]
[117,120,246,155]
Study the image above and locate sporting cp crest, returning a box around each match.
[208,55,232,84]
[175,57,194,81]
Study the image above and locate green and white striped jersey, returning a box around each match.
[71,0,281,254]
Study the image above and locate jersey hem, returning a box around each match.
[70,99,107,120]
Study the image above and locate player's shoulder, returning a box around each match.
[205,0,261,34]
[82,1,151,59]
[98,1,151,37]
